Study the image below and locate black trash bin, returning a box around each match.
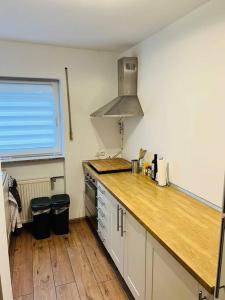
[51,194,70,235]
[31,197,51,240]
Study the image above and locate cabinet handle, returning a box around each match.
[199,291,207,300]
[117,204,120,231]
[120,209,126,237]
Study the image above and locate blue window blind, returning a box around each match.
[0,79,63,161]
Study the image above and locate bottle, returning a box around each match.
[151,154,158,181]
[147,166,152,177]
[142,161,149,175]
[145,151,152,166]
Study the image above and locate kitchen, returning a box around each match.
[0,0,225,299]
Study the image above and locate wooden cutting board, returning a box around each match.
[88,158,131,174]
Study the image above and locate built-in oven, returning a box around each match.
[84,170,97,230]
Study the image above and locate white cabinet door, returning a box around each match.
[145,232,153,300]
[110,195,124,275]
[198,285,213,300]
[150,234,198,300]
[124,211,146,300]
[153,251,198,300]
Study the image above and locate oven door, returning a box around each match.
[85,180,97,230]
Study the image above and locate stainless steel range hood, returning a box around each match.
[90,57,144,118]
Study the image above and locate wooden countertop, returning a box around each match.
[83,162,221,294]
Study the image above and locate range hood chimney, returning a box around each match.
[90,57,144,118]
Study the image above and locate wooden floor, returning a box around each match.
[9,220,131,300]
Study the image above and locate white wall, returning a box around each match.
[120,0,225,208]
[0,40,120,218]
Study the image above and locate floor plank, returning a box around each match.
[67,245,103,300]
[74,221,115,283]
[10,220,129,300]
[9,234,16,278]
[63,224,82,248]
[99,279,128,300]
[56,283,80,300]
[14,294,33,300]
[12,231,33,298]
[49,235,74,286]
[33,239,56,300]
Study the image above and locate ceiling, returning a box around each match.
[0,0,208,52]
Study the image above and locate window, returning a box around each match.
[0,78,63,161]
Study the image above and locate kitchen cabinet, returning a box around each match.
[145,233,153,300]
[198,285,214,300]
[152,250,197,300]
[146,233,212,300]
[108,190,146,299]
[84,165,216,300]
[97,182,111,252]
[98,185,211,300]
[97,182,125,275]
[124,210,146,300]
[109,195,125,275]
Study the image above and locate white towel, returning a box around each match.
[8,191,22,232]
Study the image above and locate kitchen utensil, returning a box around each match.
[131,160,139,173]
[88,158,131,174]
[139,148,147,160]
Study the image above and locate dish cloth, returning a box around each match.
[9,176,22,212]
[8,191,22,232]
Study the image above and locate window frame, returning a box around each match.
[0,77,64,162]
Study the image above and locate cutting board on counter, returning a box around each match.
[88,158,131,174]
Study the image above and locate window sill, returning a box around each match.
[1,155,65,166]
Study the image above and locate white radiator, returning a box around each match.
[17,178,51,223]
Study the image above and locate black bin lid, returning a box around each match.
[31,197,51,211]
[51,194,70,207]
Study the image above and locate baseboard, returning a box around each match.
[69,217,86,223]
